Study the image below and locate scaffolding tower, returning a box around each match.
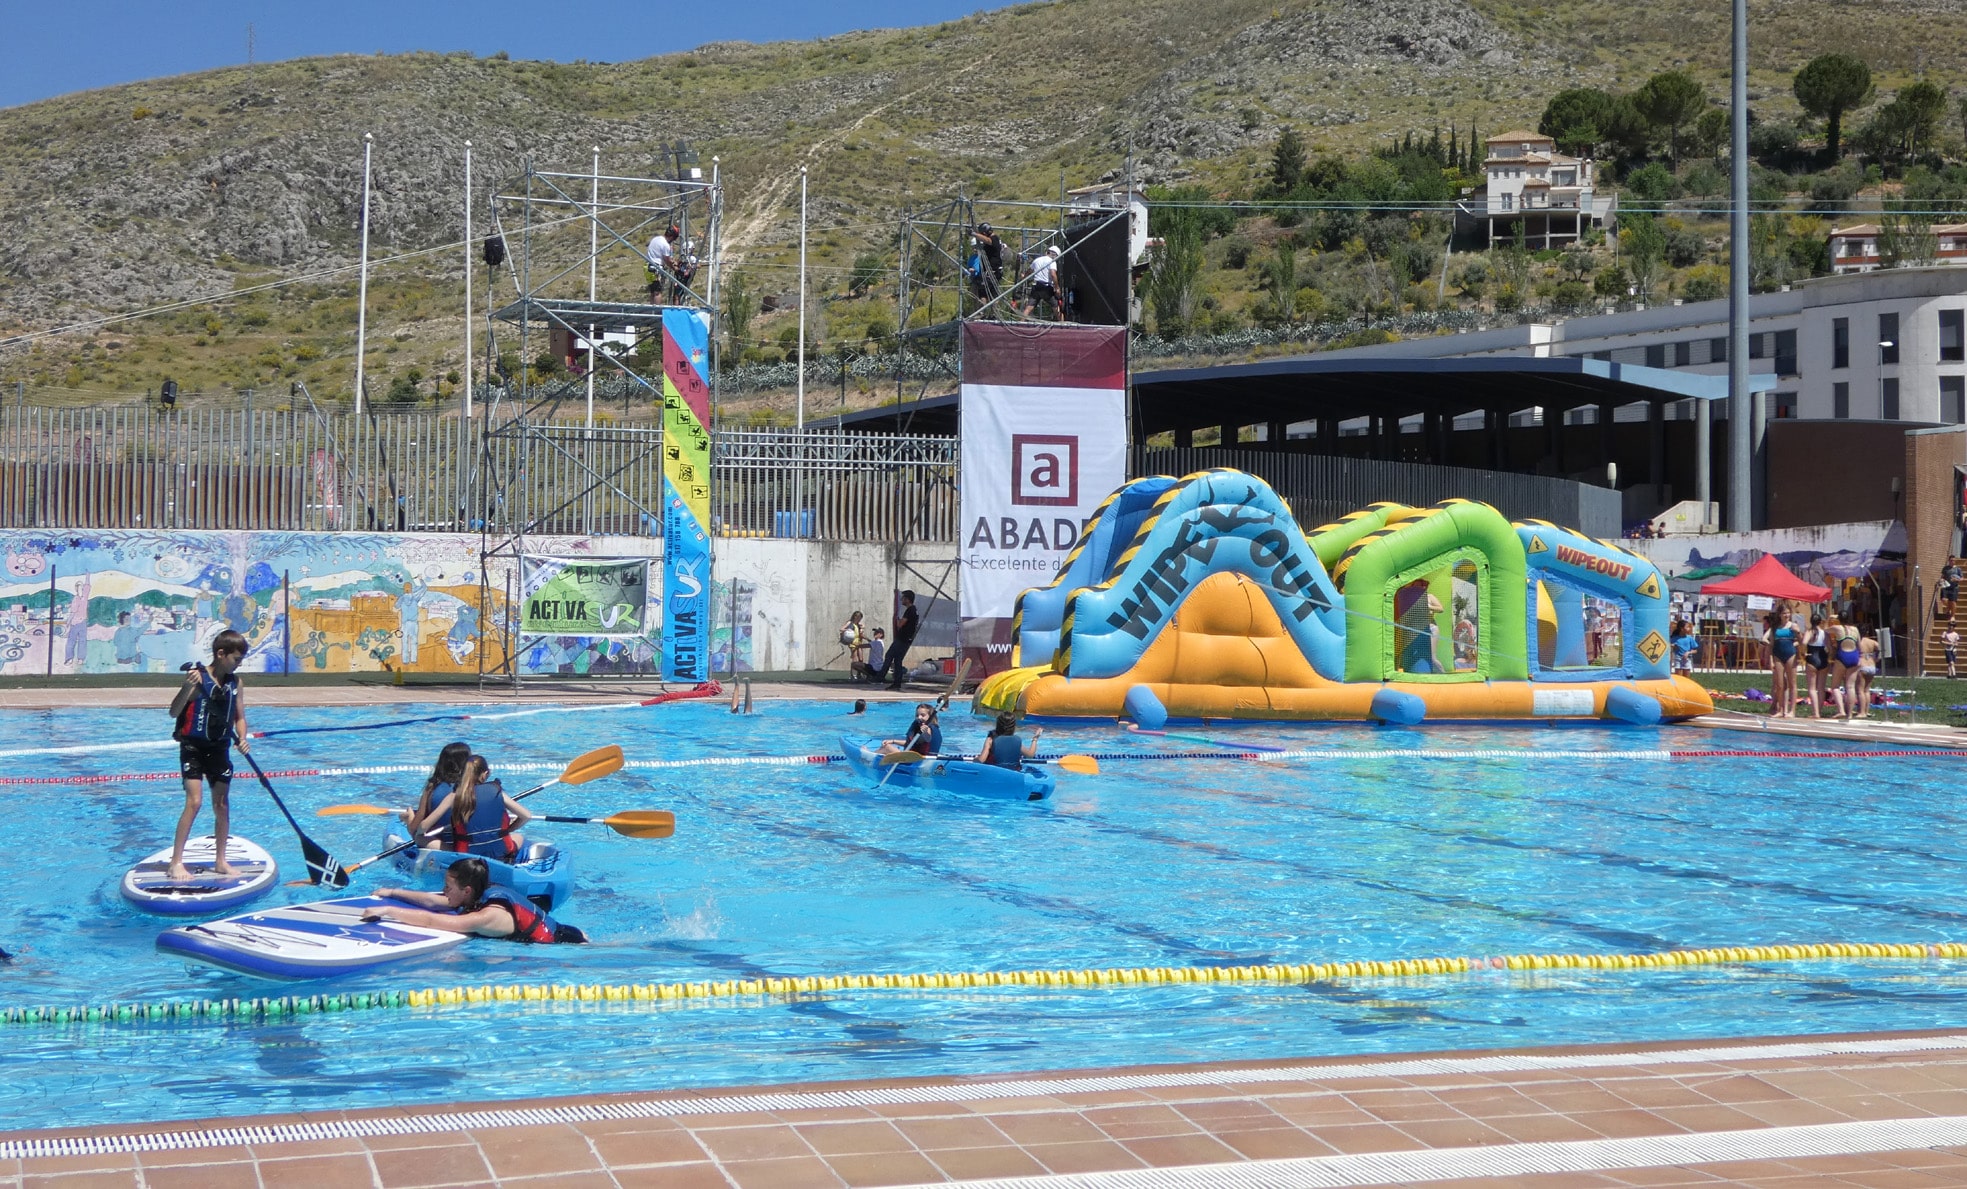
[477,156,721,686]
[885,187,1142,673]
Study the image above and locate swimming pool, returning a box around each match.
[4,697,1967,1129]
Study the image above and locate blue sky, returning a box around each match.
[2,1,1013,110]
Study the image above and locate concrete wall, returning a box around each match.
[715,539,961,675]
[1767,420,1909,529]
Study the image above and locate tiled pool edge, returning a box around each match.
[9,1028,1967,1160]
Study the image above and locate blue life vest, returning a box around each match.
[173,669,239,744]
[443,780,516,860]
[984,734,1024,769]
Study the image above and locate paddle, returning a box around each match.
[1047,754,1101,775]
[316,803,674,840]
[239,747,349,888]
[319,745,625,884]
[876,748,923,787]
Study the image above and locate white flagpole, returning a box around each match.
[587,145,599,431]
[354,132,374,415]
[463,140,473,420]
[797,163,807,431]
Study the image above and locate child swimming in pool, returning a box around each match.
[364,857,586,943]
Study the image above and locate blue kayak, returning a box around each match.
[385,835,575,912]
[840,735,1055,801]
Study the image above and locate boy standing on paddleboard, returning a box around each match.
[165,631,250,881]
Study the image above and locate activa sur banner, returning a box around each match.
[966,516,1088,551]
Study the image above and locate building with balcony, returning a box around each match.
[1457,130,1617,249]
[1828,223,1967,275]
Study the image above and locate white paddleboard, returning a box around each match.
[121,836,278,915]
[156,896,469,980]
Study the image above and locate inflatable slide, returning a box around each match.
[976,469,1710,725]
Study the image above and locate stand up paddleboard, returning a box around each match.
[121,836,278,915]
[156,895,468,980]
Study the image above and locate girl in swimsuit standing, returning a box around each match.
[1831,617,1862,719]
[1802,613,1832,719]
[1763,608,1799,718]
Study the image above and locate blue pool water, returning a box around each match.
[3,697,1967,1128]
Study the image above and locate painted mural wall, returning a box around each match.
[0,530,665,677]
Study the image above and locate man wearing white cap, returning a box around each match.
[1027,244,1062,321]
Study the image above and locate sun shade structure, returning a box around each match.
[1697,554,1832,602]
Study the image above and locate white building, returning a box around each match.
[1460,130,1616,249]
[1828,223,1967,275]
[1322,266,1967,426]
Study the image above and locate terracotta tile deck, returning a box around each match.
[10,1031,1967,1187]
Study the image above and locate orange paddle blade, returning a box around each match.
[317,804,397,817]
[561,744,625,785]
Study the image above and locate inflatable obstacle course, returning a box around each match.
[976,469,1711,724]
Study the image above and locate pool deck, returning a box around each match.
[9,1030,1967,1187]
[6,681,1967,1186]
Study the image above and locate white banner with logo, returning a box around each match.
[959,383,1126,618]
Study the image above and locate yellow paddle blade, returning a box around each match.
[560,744,625,786]
[316,804,397,817]
[1056,754,1100,775]
[602,810,676,838]
[878,750,925,767]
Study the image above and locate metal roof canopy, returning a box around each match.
[1130,356,1778,437]
[815,356,1776,438]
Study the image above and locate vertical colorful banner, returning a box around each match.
[660,308,713,681]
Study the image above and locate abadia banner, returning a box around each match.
[958,322,1127,620]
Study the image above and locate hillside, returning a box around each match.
[0,0,1956,415]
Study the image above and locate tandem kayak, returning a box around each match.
[385,835,575,912]
[121,836,278,915]
[839,735,1055,801]
[156,895,468,980]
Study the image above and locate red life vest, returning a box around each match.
[482,886,572,944]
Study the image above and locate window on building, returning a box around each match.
[1645,344,1666,368]
[1832,318,1849,369]
[1881,312,1900,365]
[1674,341,1691,367]
[1944,376,1966,425]
[1749,333,1766,360]
[1833,382,1850,419]
[1501,193,1514,211]
[1882,377,1900,419]
[1775,329,1798,376]
[1943,309,1965,362]
[1709,337,1728,363]
[1774,391,1798,419]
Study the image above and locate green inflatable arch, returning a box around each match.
[1336,500,1530,683]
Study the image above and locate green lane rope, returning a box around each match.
[7,941,1964,1026]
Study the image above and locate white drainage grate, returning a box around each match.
[6,1031,1967,1159]
[905,1116,1967,1188]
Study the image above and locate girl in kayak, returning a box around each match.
[412,754,533,861]
[363,857,586,943]
[403,741,472,846]
[978,712,1041,768]
[880,702,942,757]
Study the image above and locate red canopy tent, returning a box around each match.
[1697,554,1833,602]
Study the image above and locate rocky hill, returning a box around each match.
[0,0,1949,406]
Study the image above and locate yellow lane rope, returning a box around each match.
[7,942,1964,1025]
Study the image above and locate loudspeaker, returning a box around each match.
[1058,216,1130,326]
[160,379,178,408]
[483,236,506,267]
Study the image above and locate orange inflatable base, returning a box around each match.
[977,670,1714,723]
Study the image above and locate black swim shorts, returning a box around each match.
[178,739,233,784]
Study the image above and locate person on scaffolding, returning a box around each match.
[645,225,680,303]
[1026,244,1063,322]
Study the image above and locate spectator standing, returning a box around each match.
[1943,560,1962,620]
[840,610,867,675]
[1802,613,1832,717]
[1670,619,1699,676]
[880,590,920,689]
[1945,626,1960,679]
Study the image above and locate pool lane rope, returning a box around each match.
[8,941,1965,1025]
[3,746,1962,787]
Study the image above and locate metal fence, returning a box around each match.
[1132,447,1623,539]
[0,408,962,542]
